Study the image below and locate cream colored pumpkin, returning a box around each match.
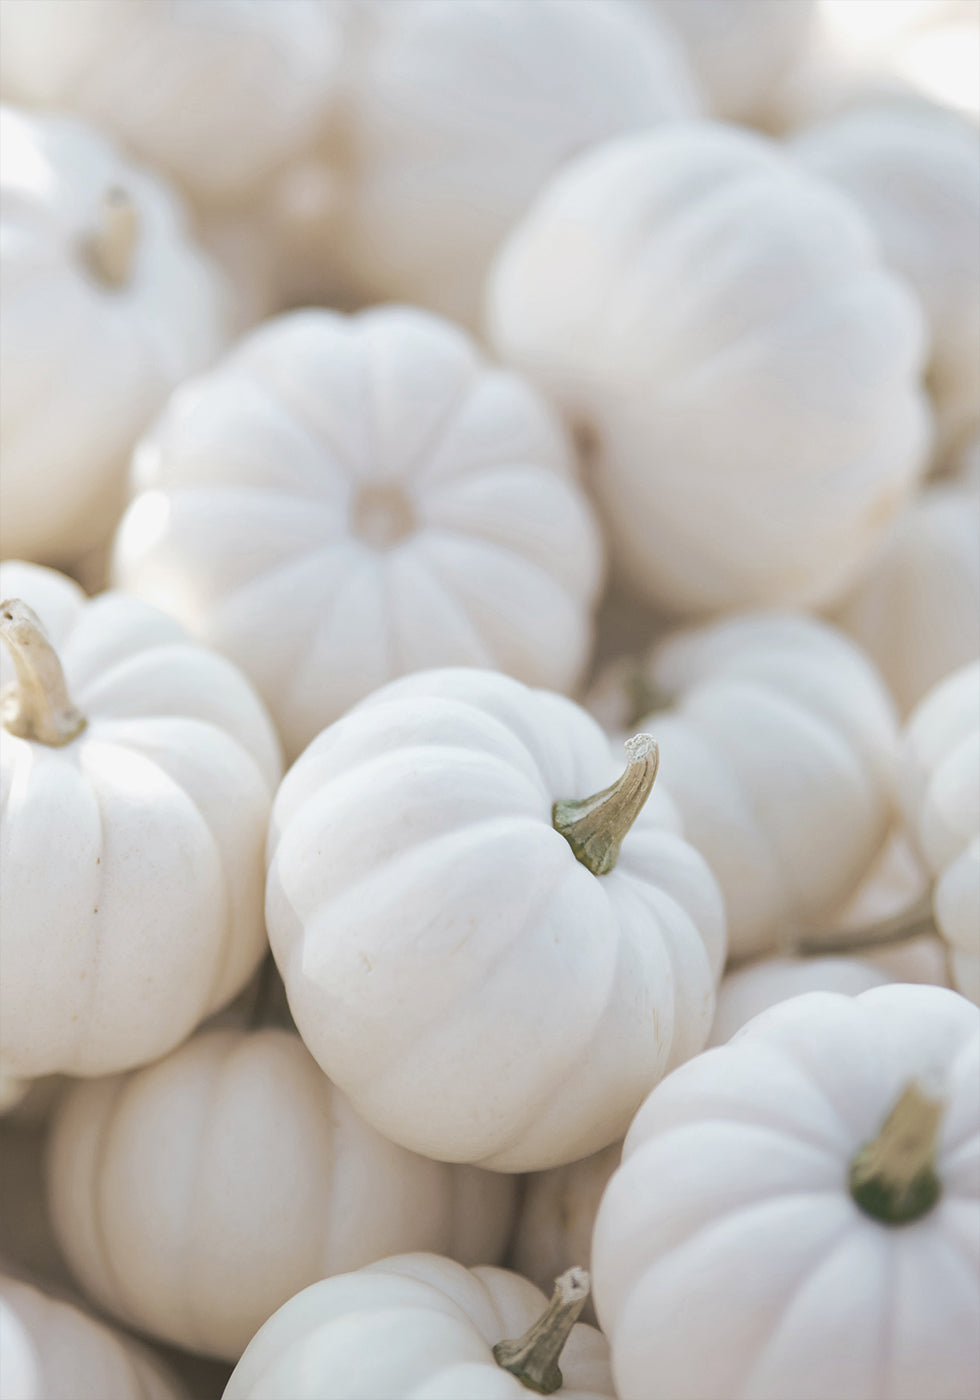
[593,984,980,1400]
[225,1253,613,1399]
[794,99,980,460]
[898,663,980,1003]
[46,1027,515,1362]
[0,106,229,567]
[0,562,282,1080]
[488,122,931,617]
[266,667,726,1172]
[587,612,899,959]
[0,1275,185,1400]
[0,0,342,210]
[332,0,698,327]
[112,307,604,762]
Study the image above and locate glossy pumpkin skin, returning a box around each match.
[46,1027,517,1362]
[0,1275,186,1400]
[0,105,229,567]
[899,663,980,1003]
[225,1253,614,1400]
[592,984,980,1400]
[0,562,282,1080]
[587,612,899,960]
[266,667,726,1172]
[488,122,930,618]
[112,306,604,762]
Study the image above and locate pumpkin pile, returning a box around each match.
[0,3,977,1399]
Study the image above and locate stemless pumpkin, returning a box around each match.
[224,1253,613,1400]
[112,307,604,762]
[592,984,980,1400]
[0,562,281,1080]
[46,1026,516,1362]
[0,105,229,567]
[266,667,726,1172]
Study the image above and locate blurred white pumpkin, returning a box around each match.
[0,106,229,567]
[112,307,604,762]
[0,0,343,210]
[46,1027,516,1362]
[488,122,931,617]
[0,562,281,1081]
[333,0,699,326]
[794,99,980,460]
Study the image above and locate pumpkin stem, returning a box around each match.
[850,1081,944,1225]
[0,600,87,747]
[83,187,139,288]
[493,1267,590,1394]
[553,734,658,876]
[795,889,936,958]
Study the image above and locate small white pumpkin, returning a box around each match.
[332,0,698,327]
[794,99,980,460]
[898,663,980,1003]
[46,1026,517,1362]
[266,667,726,1172]
[592,984,980,1400]
[0,562,282,1080]
[0,106,230,567]
[0,1274,185,1400]
[225,1253,613,1400]
[112,307,604,762]
[0,0,342,210]
[488,121,931,617]
[586,612,899,960]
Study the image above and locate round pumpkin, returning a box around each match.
[266,667,726,1171]
[0,105,229,568]
[0,562,282,1080]
[487,121,931,617]
[224,1253,613,1399]
[46,1026,516,1361]
[592,983,980,1400]
[112,307,604,762]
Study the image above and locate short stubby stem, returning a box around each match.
[0,600,87,747]
[795,889,936,959]
[850,1081,944,1225]
[493,1267,590,1395]
[82,187,139,289]
[553,734,659,876]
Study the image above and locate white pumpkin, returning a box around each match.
[488,121,931,617]
[112,307,604,762]
[0,1274,185,1400]
[831,468,980,716]
[794,99,980,460]
[225,1253,613,1400]
[0,0,342,210]
[898,663,980,1003]
[586,612,899,960]
[0,106,229,567]
[266,667,726,1172]
[592,984,980,1400]
[333,0,699,326]
[46,1026,517,1362]
[0,562,282,1080]
[637,0,816,124]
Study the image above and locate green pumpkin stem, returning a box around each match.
[795,889,936,958]
[0,600,87,747]
[850,1081,944,1225]
[493,1267,590,1395]
[554,734,659,876]
[84,187,139,288]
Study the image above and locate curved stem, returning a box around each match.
[850,1081,944,1225]
[553,734,659,877]
[0,600,87,747]
[795,889,936,958]
[493,1267,590,1395]
[83,187,139,288]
